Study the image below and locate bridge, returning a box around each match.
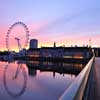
[59,56,100,100]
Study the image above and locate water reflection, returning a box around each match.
[26,61,85,77]
[3,64,27,98]
[0,61,86,100]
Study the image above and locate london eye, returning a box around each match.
[6,21,29,51]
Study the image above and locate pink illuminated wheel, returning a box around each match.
[6,21,29,51]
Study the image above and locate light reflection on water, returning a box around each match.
[0,61,85,100]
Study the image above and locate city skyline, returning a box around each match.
[0,0,100,51]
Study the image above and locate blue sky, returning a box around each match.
[0,0,100,49]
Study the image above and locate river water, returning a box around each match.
[0,61,85,100]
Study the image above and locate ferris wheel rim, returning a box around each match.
[6,21,29,51]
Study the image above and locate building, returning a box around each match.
[30,39,38,49]
[27,47,93,60]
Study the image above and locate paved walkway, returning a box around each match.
[94,57,100,100]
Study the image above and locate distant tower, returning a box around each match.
[54,42,56,48]
[30,39,38,49]
[89,39,92,47]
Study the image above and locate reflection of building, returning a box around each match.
[53,71,55,78]
[26,60,84,76]
[30,39,38,49]
[28,68,37,76]
[26,62,37,76]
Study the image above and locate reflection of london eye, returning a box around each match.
[3,64,27,97]
[6,21,29,51]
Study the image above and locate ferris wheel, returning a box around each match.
[6,21,29,51]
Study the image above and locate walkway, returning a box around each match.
[94,57,100,100]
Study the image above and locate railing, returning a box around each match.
[59,56,95,100]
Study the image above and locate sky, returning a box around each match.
[0,0,100,51]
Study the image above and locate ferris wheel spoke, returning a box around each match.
[6,21,29,51]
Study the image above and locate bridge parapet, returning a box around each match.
[59,56,95,100]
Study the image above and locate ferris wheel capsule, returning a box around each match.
[6,21,29,51]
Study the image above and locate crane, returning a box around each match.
[15,37,22,51]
